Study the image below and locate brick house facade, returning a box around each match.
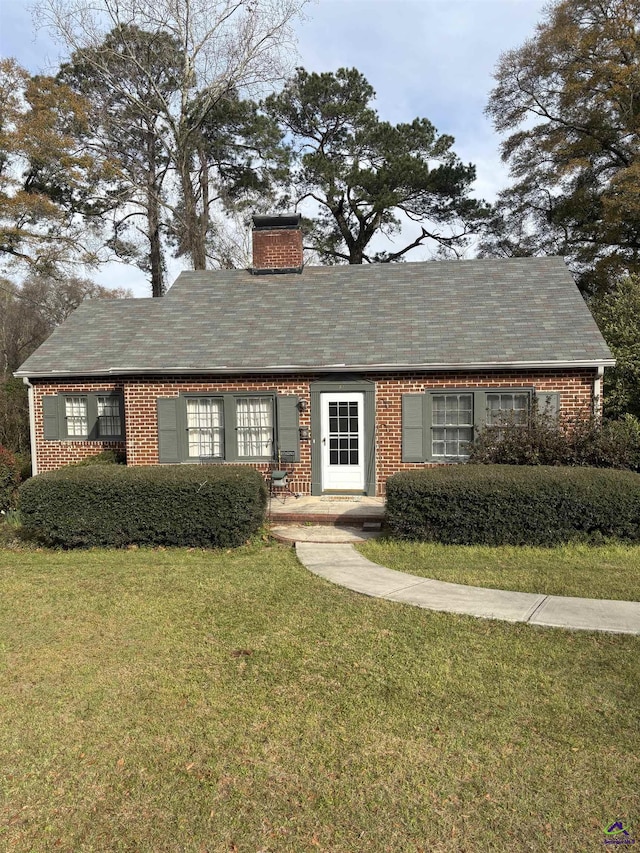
[17,215,614,496]
[30,367,598,495]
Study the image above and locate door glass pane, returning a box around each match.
[327,398,360,466]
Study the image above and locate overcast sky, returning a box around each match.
[0,0,546,296]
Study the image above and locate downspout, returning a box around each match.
[23,377,38,475]
[593,366,604,418]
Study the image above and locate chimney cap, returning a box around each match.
[252,213,301,230]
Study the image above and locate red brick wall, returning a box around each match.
[32,368,598,494]
[252,228,303,270]
[32,380,126,473]
[373,368,595,493]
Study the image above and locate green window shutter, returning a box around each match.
[535,391,560,417]
[157,398,180,463]
[276,396,300,462]
[402,394,425,462]
[86,394,99,441]
[42,396,60,440]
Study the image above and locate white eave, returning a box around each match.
[15,358,616,380]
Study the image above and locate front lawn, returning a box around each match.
[1,543,638,852]
[359,540,640,601]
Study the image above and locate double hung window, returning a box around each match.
[158,392,299,466]
[186,398,224,459]
[97,396,123,437]
[403,387,544,464]
[58,393,125,440]
[236,397,274,457]
[65,396,89,438]
[181,394,274,461]
[431,393,474,460]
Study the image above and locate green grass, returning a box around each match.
[1,543,638,852]
[358,540,640,601]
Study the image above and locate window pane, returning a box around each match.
[458,397,473,424]
[65,397,88,438]
[236,397,273,457]
[187,398,223,458]
[97,396,122,437]
[432,396,445,425]
[486,393,529,426]
[513,394,528,424]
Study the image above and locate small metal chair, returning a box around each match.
[269,450,298,502]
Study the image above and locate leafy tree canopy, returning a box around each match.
[264,67,488,264]
[482,0,640,296]
[59,25,186,296]
[591,276,640,419]
[37,0,307,275]
[0,59,111,277]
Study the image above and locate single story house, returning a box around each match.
[15,214,614,496]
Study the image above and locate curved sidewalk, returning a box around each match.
[295,542,640,635]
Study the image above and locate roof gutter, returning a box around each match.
[15,358,616,380]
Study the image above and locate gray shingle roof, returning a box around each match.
[15,257,614,378]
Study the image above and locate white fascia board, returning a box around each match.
[15,358,616,379]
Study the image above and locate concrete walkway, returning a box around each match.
[295,542,640,635]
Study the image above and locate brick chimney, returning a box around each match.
[251,214,303,274]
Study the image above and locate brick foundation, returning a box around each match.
[32,368,598,494]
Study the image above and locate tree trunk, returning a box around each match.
[177,147,208,270]
[146,130,165,297]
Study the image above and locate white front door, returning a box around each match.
[320,392,365,492]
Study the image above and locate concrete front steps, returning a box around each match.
[268,495,385,543]
[270,524,383,544]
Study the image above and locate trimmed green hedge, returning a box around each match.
[386,466,640,545]
[19,464,267,548]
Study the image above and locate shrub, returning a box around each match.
[14,452,32,482]
[469,410,640,472]
[19,464,267,548]
[72,449,126,466]
[385,466,640,545]
[0,445,21,514]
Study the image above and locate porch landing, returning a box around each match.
[267,495,385,526]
